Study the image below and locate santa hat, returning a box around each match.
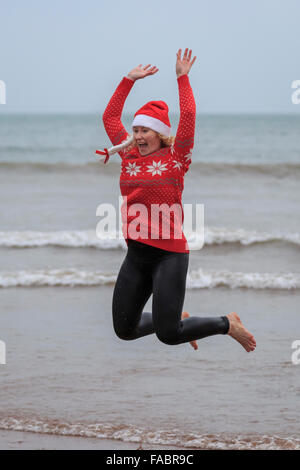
[95,101,171,164]
[132,101,171,137]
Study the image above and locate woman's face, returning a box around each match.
[133,126,162,156]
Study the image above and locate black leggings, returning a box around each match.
[112,239,229,345]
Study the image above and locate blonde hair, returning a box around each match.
[126,132,175,152]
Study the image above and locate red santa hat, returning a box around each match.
[132,101,171,137]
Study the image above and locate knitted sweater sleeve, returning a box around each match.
[172,74,196,174]
[102,77,135,158]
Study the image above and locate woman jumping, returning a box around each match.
[97,48,256,353]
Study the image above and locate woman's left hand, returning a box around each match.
[176,48,196,78]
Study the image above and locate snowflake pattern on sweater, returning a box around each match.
[146,160,168,176]
[125,162,141,176]
[102,74,196,253]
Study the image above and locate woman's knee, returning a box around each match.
[114,326,137,341]
[155,328,180,346]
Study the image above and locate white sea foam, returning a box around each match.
[2,161,300,177]
[0,230,126,249]
[0,269,116,287]
[203,227,300,246]
[187,269,300,290]
[0,416,299,450]
[0,227,299,249]
[0,268,299,289]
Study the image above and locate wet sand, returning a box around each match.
[0,430,183,450]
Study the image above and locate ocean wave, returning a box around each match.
[1,160,300,176]
[0,161,104,173]
[0,230,126,249]
[187,269,300,290]
[0,268,299,289]
[0,416,299,450]
[0,228,299,249]
[193,161,300,177]
[203,227,300,246]
[0,145,81,153]
[0,269,116,287]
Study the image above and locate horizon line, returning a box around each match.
[1,111,300,117]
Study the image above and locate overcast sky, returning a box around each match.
[1,0,300,114]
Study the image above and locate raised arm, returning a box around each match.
[102,64,159,157]
[102,77,134,150]
[172,49,196,174]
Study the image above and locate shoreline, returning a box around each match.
[0,430,183,451]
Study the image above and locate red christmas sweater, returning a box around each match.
[102,74,196,253]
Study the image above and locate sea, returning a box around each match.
[0,113,300,450]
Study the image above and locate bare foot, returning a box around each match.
[226,312,256,352]
[182,311,198,350]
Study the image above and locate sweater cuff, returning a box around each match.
[177,74,189,84]
[122,76,136,89]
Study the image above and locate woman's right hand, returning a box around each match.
[127,64,159,81]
